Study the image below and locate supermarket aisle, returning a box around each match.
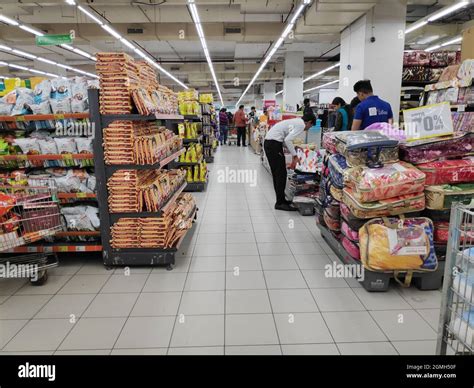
[0,146,442,355]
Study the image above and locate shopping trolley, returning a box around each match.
[227,125,238,146]
[0,178,62,285]
[437,203,474,355]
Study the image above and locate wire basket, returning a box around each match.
[437,203,474,355]
[0,178,62,252]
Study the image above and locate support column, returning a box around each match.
[263,82,276,100]
[283,51,304,113]
[339,0,407,117]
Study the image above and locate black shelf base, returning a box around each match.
[317,223,445,292]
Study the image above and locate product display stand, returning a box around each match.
[89,89,195,267]
[201,103,216,163]
[317,223,445,292]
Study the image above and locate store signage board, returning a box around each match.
[263,100,276,108]
[403,102,453,142]
[36,34,73,46]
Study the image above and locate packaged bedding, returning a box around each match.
[328,154,349,189]
[335,131,399,167]
[399,133,474,165]
[340,203,368,231]
[341,221,359,242]
[425,183,474,210]
[417,157,474,185]
[322,132,337,154]
[329,184,343,202]
[346,161,425,203]
[343,188,425,219]
[365,122,407,142]
[341,236,360,261]
[359,217,438,272]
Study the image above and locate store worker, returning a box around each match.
[264,113,316,211]
[351,80,393,131]
[233,104,248,147]
[331,97,353,131]
[219,108,229,145]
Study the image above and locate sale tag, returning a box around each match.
[458,105,466,112]
[62,154,73,160]
[54,114,65,120]
[75,246,86,252]
[76,192,87,198]
[403,102,454,142]
[16,116,25,122]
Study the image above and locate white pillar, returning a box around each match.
[263,82,276,100]
[339,0,407,117]
[283,51,304,113]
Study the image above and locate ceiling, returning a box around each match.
[0,0,471,105]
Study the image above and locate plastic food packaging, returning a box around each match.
[359,217,438,272]
[343,188,425,219]
[335,131,399,167]
[38,139,58,155]
[346,162,426,203]
[399,133,474,165]
[425,184,474,210]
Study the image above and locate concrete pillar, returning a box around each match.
[339,0,407,118]
[263,82,276,100]
[283,51,304,113]
[461,25,474,61]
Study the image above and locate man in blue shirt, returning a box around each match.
[351,80,393,131]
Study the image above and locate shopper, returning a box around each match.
[259,107,268,123]
[351,80,393,131]
[233,105,247,147]
[331,97,353,131]
[264,113,316,211]
[303,98,313,117]
[248,106,257,125]
[219,108,229,145]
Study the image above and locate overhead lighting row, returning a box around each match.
[0,43,98,78]
[187,0,223,105]
[426,35,463,52]
[0,60,61,78]
[65,0,188,89]
[275,62,340,96]
[236,0,311,106]
[0,13,96,62]
[304,79,339,94]
[405,1,469,35]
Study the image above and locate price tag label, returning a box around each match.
[44,247,53,253]
[54,114,65,120]
[16,116,26,122]
[27,246,37,253]
[458,105,466,112]
[58,246,68,252]
[75,246,86,252]
[63,154,74,160]
[76,192,87,198]
[403,102,454,142]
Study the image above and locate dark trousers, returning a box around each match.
[237,126,246,146]
[264,139,287,205]
[220,125,228,144]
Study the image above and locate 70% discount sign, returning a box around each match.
[403,102,454,142]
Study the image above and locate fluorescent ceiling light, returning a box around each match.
[417,35,440,45]
[0,45,12,51]
[0,61,8,66]
[425,44,441,52]
[120,38,136,50]
[276,90,283,96]
[19,25,44,36]
[304,63,340,83]
[428,1,469,22]
[65,0,76,4]
[187,0,223,105]
[101,24,122,40]
[37,57,57,65]
[77,5,104,25]
[60,44,74,50]
[441,36,463,46]
[8,63,29,71]
[0,15,19,26]
[290,4,306,25]
[405,20,428,34]
[304,79,339,93]
[12,49,37,59]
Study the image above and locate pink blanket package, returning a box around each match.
[417,157,474,185]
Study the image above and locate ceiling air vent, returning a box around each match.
[224,26,242,35]
[127,28,144,34]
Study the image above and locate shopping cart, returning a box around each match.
[437,203,474,355]
[0,178,62,285]
[227,125,238,146]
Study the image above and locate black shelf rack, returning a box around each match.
[89,89,196,267]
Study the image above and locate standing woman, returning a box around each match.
[331,97,353,131]
[219,108,229,145]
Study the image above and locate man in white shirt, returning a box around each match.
[264,113,316,211]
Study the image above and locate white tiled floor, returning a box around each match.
[0,146,444,355]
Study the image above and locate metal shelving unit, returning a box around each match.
[89,88,197,267]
